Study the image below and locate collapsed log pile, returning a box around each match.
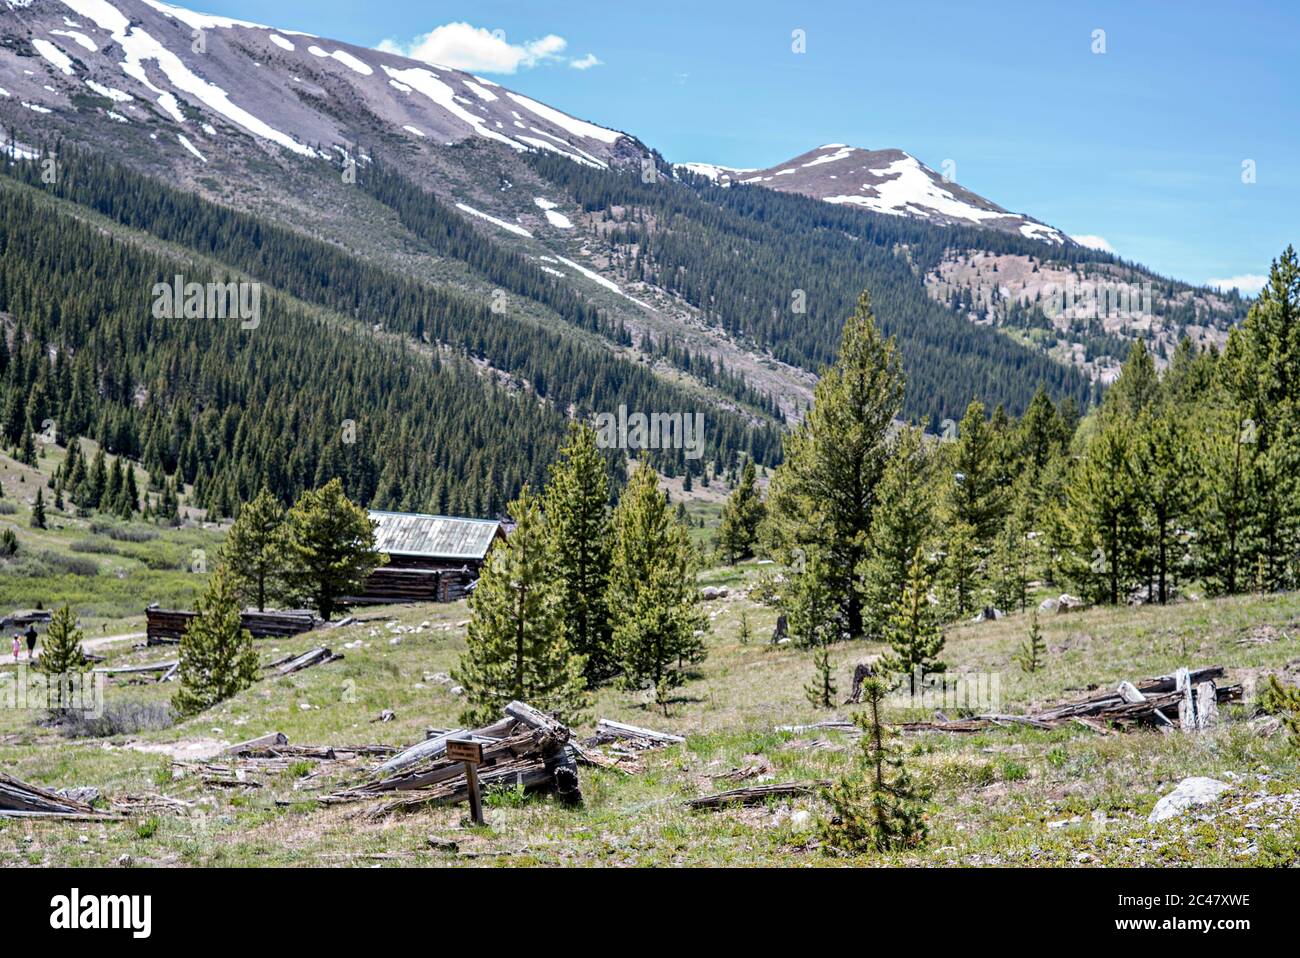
[914,665,1241,734]
[146,607,320,645]
[175,734,400,789]
[571,718,685,773]
[324,701,581,817]
[782,666,1243,736]
[0,771,120,821]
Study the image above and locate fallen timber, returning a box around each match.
[268,647,342,676]
[587,718,685,748]
[686,781,831,811]
[0,771,120,820]
[323,701,581,815]
[92,660,177,676]
[779,666,1242,735]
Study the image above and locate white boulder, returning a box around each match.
[1147,777,1232,823]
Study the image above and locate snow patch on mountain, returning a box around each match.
[177,132,205,161]
[824,155,1006,223]
[455,202,533,238]
[86,79,133,102]
[32,38,76,76]
[504,91,622,144]
[676,162,755,183]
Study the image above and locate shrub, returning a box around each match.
[59,700,176,738]
[70,538,119,555]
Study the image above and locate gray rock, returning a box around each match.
[1148,777,1232,823]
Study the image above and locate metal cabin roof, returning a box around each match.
[368,511,503,561]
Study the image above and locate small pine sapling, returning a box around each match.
[820,676,927,854]
[1014,610,1047,673]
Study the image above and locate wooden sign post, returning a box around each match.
[446,739,485,826]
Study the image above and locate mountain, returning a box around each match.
[0,0,1250,506]
[681,144,1068,244]
[2,0,642,168]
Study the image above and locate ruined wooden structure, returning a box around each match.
[145,607,319,645]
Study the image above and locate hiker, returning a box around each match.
[11,634,19,663]
[25,624,38,660]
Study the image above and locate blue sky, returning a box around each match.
[197,0,1296,291]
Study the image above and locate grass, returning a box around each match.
[2,560,1298,867]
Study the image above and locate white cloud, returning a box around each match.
[377,23,580,74]
[570,53,603,70]
[1206,274,1267,296]
[1071,234,1114,253]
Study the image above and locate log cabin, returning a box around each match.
[351,511,506,605]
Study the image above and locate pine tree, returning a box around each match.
[881,548,946,677]
[764,291,904,640]
[805,644,837,709]
[123,463,140,517]
[86,446,107,509]
[820,677,927,854]
[452,486,587,725]
[543,423,614,685]
[608,462,706,715]
[1064,415,1143,604]
[786,549,840,648]
[1014,610,1046,673]
[716,458,765,564]
[859,426,935,638]
[30,487,46,529]
[1132,397,1192,603]
[172,568,261,716]
[36,605,86,711]
[947,400,1008,544]
[220,489,286,611]
[1105,341,1161,419]
[989,486,1034,612]
[937,519,982,617]
[17,413,36,466]
[280,479,383,620]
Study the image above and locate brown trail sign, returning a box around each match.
[447,739,485,825]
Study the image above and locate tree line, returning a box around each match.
[715,247,1300,658]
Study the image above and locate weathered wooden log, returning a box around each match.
[589,718,684,747]
[0,771,114,818]
[686,781,830,810]
[374,717,516,776]
[93,660,177,675]
[275,647,342,676]
[1196,682,1219,729]
[224,732,289,755]
[776,720,857,734]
